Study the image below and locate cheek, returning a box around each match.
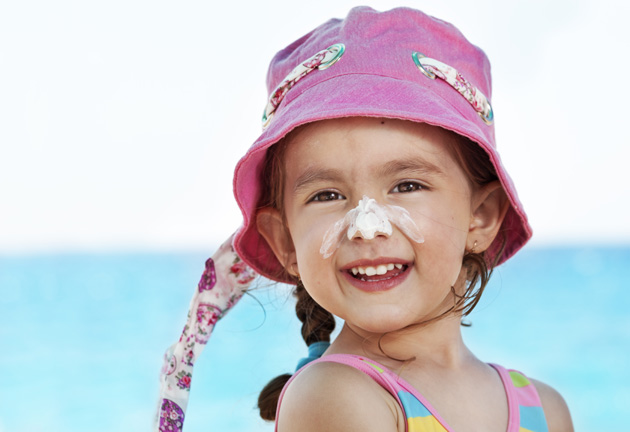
[411,199,469,278]
[287,206,341,258]
[411,197,471,239]
[291,216,321,248]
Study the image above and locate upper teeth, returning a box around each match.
[350,263,403,276]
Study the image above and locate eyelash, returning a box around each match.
[391,181,425,193]
[308,190,346,203]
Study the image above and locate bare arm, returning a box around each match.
[277,362,402,432]
[531,379,574,432]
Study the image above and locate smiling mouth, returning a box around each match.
[347,263,409,281]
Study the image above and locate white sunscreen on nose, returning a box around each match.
[319,196,424,258]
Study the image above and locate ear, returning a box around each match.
[256,208,298,276]
[467,181,510,252]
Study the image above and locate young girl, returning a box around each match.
[229,6,573,432]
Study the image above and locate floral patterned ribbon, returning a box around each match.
[262,43,345,128]
[412,52,494,125]
[154,233,258,432]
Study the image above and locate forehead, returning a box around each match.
[283,117,462,172]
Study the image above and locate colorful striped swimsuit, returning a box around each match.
[276,354,548,432]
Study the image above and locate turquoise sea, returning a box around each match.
[0,245,627,431]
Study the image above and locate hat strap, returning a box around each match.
[154,233,258,432]
[262,44,345,128]
[412,52,494,125]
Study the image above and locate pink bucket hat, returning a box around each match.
[233,6,532,282]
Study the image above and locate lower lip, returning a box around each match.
[341,266,410,292]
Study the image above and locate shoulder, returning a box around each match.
[277,360,403,432]
[530,378,574,432]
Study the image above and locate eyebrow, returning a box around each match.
[293,167,345,194]
[376,156,445,178]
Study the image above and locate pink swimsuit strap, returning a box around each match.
[275,354,548,432]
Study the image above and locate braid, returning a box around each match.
[257,372,292,421]
[257,280,336,421]
[294,280,336,345]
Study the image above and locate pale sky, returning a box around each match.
[1,0,628,253]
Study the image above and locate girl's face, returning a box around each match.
[261,117,495,335]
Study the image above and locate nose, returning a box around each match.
[347,207,393,240]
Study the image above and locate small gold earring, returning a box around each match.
[470,240,478,254]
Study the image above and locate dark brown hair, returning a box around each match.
[255,123,503,421]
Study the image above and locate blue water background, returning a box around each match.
[0,245,627,431]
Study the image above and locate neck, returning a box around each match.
[329,314,474,370]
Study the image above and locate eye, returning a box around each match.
[309,190,346,202]
[391,181,424,193]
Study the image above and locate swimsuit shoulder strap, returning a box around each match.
[490,363,550,432]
